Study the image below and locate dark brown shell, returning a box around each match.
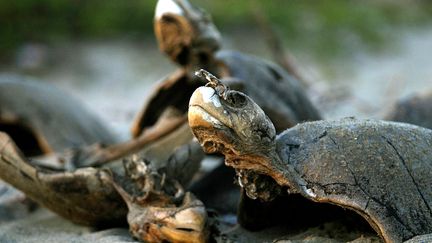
[386,91,432,130]
[0,75,117,156]
[276,118,432,242]
[216,50,321,131]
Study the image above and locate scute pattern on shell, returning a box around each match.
[276,118,432,242]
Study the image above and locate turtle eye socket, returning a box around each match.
[226,92,247,108]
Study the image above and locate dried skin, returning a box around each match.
[112,156,208,243]
[70,108,189,168]
[0,132,127,226]
[0,123,204,228]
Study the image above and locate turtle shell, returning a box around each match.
[276,118,432,242]
[0,75,117,156]
[386,91,432,130]
[216,50,321,131]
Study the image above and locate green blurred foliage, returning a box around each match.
[200,0,432,57]
[1,0,432,59]
[0,0,155,56]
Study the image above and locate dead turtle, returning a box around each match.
[385,90,432,130]
[76,0,321,216]
[149,0,323,220]
[104,0,320,165]
[0,128,208,242]
[0,74,117,157]
[0,74,119,222]
[0,74,209,242]
[188,83,432,242]
[112,155,208,243]
[149,0,321,133]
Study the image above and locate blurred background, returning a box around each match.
[1,0,432,140]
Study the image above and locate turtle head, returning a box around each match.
[127,192,208,243]
[154,0,221,66]
[188,86,276,158]
[112,156,208,242]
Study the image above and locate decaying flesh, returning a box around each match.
[188,85,432,243]
[112,155,208,243]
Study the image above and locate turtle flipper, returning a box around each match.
[63,109,188,168]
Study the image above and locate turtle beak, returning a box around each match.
[189,86,233,130]
[156,193,208,241]
[189,86,238,154]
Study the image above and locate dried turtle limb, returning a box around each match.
[68,107,189,168]
[385,90,432,130]
[0,127,204,227]
[0,74,117,157]
[0,132,126,226]
[112,155,208,243]
[188,85,432,243]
